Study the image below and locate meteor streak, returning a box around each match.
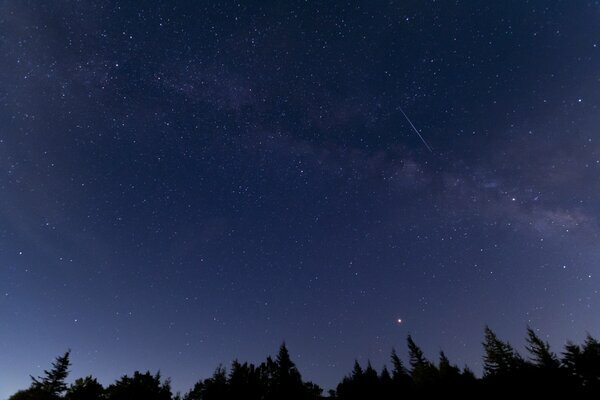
[398,105,433,152]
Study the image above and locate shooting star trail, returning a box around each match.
[398,105,433,153]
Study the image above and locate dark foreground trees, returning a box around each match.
[9,350,72,400]
[9,343,322,400]
[184,343,322,400]
[64,376,104,400]
[9,327,600,399]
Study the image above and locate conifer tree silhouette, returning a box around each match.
[482,326,524,378]
[407,335,438,388]
[525,327,560,369]
[105,371,172,400]
[65,376,104,400]
[30,350,71,398]
[562,334,600,392]
[11,329,600,399]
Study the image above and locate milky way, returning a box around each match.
[1,1,599,396]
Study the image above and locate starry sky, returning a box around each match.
[1,1,599,397]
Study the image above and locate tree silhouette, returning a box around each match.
[390,347,413,394]
[390,348,405,378]
[267,342,320,400]
[10,329,600,399]
[271,343,304,398]
[30,350,71,398]
[407,335,438,389]
[438,351,461,386]
[106,371,172,400]
[184,366,227,400]
[562,334,600,392]
[184,343,321,400]
[8,390,51,400]
[335,360,368,400]
[406,335,426,370]
[227,360,262,400]
[362,362,380,396]
[525,327,560,369]
[460,366,478,386]
[379,365,393,396]
[351,360,363,378]
[8,351,71,400]
[482,326,524,378]
[65,376,104,400]
[522,327,570,394]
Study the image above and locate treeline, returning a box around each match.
[8,326,600,399]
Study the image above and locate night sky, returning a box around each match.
[1,1,599,397]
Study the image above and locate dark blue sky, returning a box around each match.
[1,1,599,397]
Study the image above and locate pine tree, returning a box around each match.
[351,360,363,380]
[228,360,262,400]
[268,343,319,400]
[438,351,461,384]
[363,361,379,386]
[525,327,559,369]
[581,334,600,388]
[377,365,394,399]
[390,348,407,380]
[65,376,104,400]
[275,342,302,385]
[482,326,524,377]
[380,366,392,383]
[562,335,600,391]
[389,347,413,393]
[407,335,427,371]
[461,366,477,383]
[406,336,438,388]
[105,371,172,400]
[31,350,71,398]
